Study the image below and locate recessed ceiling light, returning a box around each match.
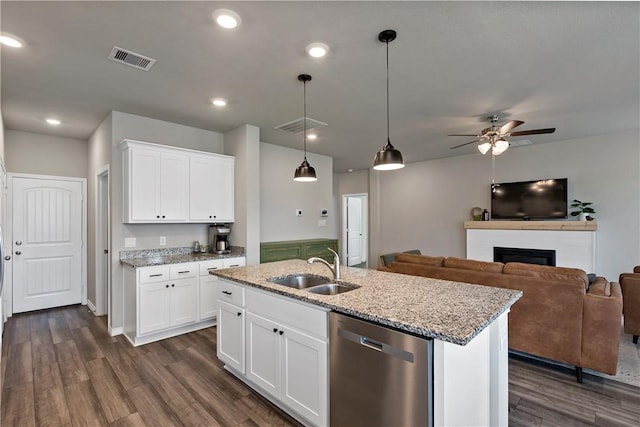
[307,133,317,140]
[46,118,61,126]
[213,9,241,29]
[347,169,354,173]
[0,33,23,48]
[306,42,329,58]
[211,98,227,107]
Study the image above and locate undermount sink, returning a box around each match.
[304,283,356,295]
[267,274,330,289]
[267,274,359,295]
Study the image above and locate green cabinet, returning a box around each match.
[260,239,338,264]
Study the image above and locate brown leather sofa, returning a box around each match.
[381,253,623,381]
[619,266,640,344]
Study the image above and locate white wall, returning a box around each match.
[260,143,337,242]
[366,129,639,280]
[4,130,88,178]
[225,125,261,265]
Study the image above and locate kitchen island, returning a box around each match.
[211,259,522,427]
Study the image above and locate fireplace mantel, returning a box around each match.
[464,220,598,231]
[465,221,597,273]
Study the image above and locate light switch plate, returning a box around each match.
[124,237,136,248]
[160,236,166,246]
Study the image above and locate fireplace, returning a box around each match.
[494,246,556,266]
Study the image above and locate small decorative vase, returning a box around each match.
[579,212,589,221]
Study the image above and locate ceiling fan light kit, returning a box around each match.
[373,29,405,171]
[450,114,556,156]
[293,74,317,182]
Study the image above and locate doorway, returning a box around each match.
[342,194,368,268]
[95,166,110,316]
[9,174,86,314]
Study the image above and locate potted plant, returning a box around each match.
[570,199,595,221]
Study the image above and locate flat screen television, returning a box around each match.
[491,178,568,220]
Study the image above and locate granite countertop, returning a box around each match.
[211,259,522,346]
[120,246,245,268]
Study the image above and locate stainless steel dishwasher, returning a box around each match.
[329,312,433,427]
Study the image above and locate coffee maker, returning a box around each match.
[208,224,232,254]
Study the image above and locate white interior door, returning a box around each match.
[347,197,363,266]
[12,176,84,313]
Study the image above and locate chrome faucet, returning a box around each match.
[308,248,341,280]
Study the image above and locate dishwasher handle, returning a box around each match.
[360,337,383,352]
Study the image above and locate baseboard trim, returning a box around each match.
[87,300,97,314]
[109,326,124,336]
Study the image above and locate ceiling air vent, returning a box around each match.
[274,117,327,134]
[108,46,156,71]
[509,139,532,148]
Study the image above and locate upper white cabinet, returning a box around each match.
[189,153,234,222]
[121,139,234,224]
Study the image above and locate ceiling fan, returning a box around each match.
[449,115,556,155]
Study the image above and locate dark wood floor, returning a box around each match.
[1,305,639,427]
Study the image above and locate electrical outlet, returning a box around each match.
[296,209,303,217]
[159,236,166,246]
[124,237,136,248]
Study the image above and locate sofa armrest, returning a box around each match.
[619,273,640,335]
[581,281,623,375]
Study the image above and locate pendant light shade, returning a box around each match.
[373,29,404,171]
[293,74,317,182]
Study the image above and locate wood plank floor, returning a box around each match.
[2,305,639,426]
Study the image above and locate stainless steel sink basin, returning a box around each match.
[267,274,331,289]
[305,284,357,295]
[267,274,360,295]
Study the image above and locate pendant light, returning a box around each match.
[294,74,318,182]
[373,29,404,171]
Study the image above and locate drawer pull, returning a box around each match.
[237,312,242,316]
[207,267,219,271]
[178,270,190,274]
[222,290,232,295]
[149,274,164,277]
[228,264,240,267]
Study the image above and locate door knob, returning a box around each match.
[4,255,11,260]
[15,251,21,255]
[15,241,22,246]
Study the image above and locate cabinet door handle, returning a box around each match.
[222,290,232,295]
[171,284,175,287]
[165,284,169,288]
[279,330,284,335]
[150,274,163,277]
[273,328,278,333]
[156,215,160,219]
[237,312,242,317]
[228,264,239,267]
[162,215,166,219]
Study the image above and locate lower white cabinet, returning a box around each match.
[123,256,246,346]
[217,278,328,427]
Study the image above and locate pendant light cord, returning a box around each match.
[386,39,390,144]
[303,80,308,160]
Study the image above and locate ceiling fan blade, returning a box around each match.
[450,139,480,149]
[498,120,525,134]
[448,134,478,136]
[510,128,556,136]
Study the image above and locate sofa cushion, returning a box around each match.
[503,262,589,290]
[394,253,444,267]
[443,257,504,273]
[587,277,611,297]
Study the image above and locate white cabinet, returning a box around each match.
[198,257,246,321]
[217,279,328,426]
[217,280,246,374]
[189,154,235,222]
[121,139,235,224]
[137,263,197,335]
[122,143,189,223]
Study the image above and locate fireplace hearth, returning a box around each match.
[494,246,556,266]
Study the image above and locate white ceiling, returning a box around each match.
[1,1,638,172]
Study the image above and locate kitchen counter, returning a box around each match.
[211,259,522,346]
[120,246,245,268]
